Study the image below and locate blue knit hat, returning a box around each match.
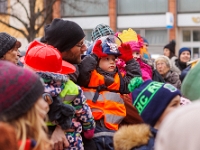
[128,77,181,127]
[179,47,191,57]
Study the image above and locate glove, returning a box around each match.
[118,43,133,62]
[84,129,95,139]
[92,40,107,58]
[48,96,75,130]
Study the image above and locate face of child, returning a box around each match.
[132,51,141,60]
[99,55,116,72]
[154,95,180,129]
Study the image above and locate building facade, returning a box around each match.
[54,0,200,59]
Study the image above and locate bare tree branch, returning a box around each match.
[0,13,28,28]
[17,0,30,20]
[0,19,28,39]
[36,0,57,32]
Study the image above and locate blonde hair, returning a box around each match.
[9,103,52,150]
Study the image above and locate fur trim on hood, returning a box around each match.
[114,124,152,150]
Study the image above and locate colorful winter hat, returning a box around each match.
[117,28,143,52]
[91,24,114,42]
[128,77,181,127]
[0,61,44,121]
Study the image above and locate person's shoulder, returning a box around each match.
[114,124,153,150]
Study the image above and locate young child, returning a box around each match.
[78,35,141,150]
[113,77,181,150]
[0,61,51,150]
[117,28,152,81]
[22,41,95,150]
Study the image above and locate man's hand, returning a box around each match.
[51,125,69,150]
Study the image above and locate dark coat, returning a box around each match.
[164,70,181,89]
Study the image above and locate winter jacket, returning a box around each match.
[37,72,95,150]
[77,54,141,94]
[164,70,181,89]
[114,124,157,150]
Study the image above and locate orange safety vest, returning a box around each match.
[82,70,126,131]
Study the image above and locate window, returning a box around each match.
[178,0,200,13]
[193,31,200,42]
[145,30,167,45]
[182,30,191,42]
[181,30,200,59]
[117,0,168,15]
[61,0,108,17]
[193,48,199,59]
[0,0,7,13]
[84,30,92,41]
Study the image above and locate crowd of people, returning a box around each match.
[0,18,199,150]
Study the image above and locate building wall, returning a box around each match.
[0,0,44,51]
[56,0,200,59]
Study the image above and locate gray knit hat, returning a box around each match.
[0,61,44,121]
[91,24,114,42]
[0,32,17,58]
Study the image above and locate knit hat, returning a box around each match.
[128,77,181,127]
[154,55,172,69]
[181,61,200,101]
[45,18,85,52]
[0,61,44,121]
[91,24,114,42]
[178,47,191,57]
[0,32,17,58]
[164,40,176,54]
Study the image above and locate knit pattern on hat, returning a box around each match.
[0,61,44,121]
[129,77,181,127]
[45,19,85,52]
[91,24,114,41]
[0,32,16,57]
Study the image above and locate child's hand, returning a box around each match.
[118,43,133,62]
[92,40,107,58]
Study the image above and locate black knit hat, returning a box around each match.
[44,19,85,52]
[0,61,44,121]
[164,40,176,54]
[0,32,17,58]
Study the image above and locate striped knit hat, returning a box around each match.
[91,24,114,42]
[0,61,44,121]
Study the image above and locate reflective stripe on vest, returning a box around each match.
[83,89,126,131]
[82,69,126,130]
[93,131,115,138]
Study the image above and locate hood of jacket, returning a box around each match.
[114,124,152,150]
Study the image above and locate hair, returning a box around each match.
[8,102,52,150]
[154,55,172,69]
[168,51,175,59]
[0,122,18,150]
